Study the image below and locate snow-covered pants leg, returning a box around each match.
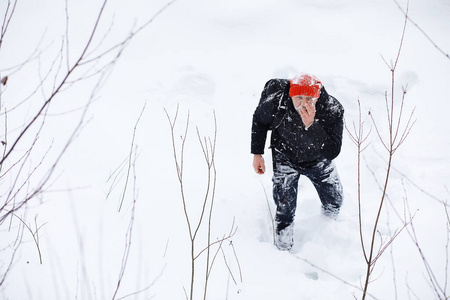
[302,159,343,217]
[272,162,300,232]
[272,161,300,250]
[272,156,343,224]
[271,155,343,250]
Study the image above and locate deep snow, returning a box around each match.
[1,0,450,299]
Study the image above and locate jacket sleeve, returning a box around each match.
[306,95,344,160]
[251,79,285,154]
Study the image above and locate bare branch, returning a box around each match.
[115,263,166,300]
[12,213,47,264]
[393,0,450,60]
[368,109,389,152]
[112,165,138,300]
[80,0,178,67]
[164,105,193,240]
[118,102,146,212]
[345,99,372,264]
[295,255,379,300]
[370,216,414,266]
[194,222,237,261]
[0,0,18,50]
[260,181,275,244]
[358,2,418,298]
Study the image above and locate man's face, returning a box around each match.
[291,95,317,111]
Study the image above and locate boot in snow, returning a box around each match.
[322,205,340,220]
[275,223,294,251]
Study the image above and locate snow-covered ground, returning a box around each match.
[1,0,450,299]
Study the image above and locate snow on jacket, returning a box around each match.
[251,78,344,164]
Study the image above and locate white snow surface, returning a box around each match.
[1,0,450,299]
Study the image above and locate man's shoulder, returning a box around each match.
[263,78,290,93]
[258,78,290,108]
[326,94,344,115]
[318,91,344,118]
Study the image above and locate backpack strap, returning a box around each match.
[270,81,290,130]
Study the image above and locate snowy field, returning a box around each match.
[1,0,450,299]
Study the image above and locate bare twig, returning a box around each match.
[0,0,108,166]
[294,255,379,300]
[115,263,166,300]
[0,0,177,293]
[118,102,146,212]
[0,0,18,50]
[165,107,235,300]
[230,241,243,283]
[345,99,372,265]
[444,200,450,295]
[400,181,449,299]
[392,0,450,60]
[352,2,416,298]
[194,221,237,260]
[112,161,138,300]
[0,219,23,287]
[220,245,237,285]
[198,112,218,300]
[260,181,275,244]
[12,213,47,264]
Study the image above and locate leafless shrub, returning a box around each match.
[365,148,450,299]
[346,3,417,299]
[0,0,177,291]
[402,185,450,299]
[165,105,238,300]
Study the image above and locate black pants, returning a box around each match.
[272,153,343,231]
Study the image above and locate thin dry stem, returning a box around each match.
[118,103,146,212]
[166,107,235,300]
[112,161,138,300]
[393,0,450,60]
[0,0,18,50]
[345,99,371,264]
[13,213,46,264]
[360,3,416,298]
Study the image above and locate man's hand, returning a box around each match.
[298,100,316,128]
[253,154,266,174]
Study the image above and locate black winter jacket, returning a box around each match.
[251,79,344,165]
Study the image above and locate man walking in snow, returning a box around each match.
[251,73,344,251]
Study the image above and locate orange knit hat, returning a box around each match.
[289,73,323,98]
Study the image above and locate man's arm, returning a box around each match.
[251,79,289,174]
[251,100,270,175]
[251,117,271,155]
[251,79,288,155]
